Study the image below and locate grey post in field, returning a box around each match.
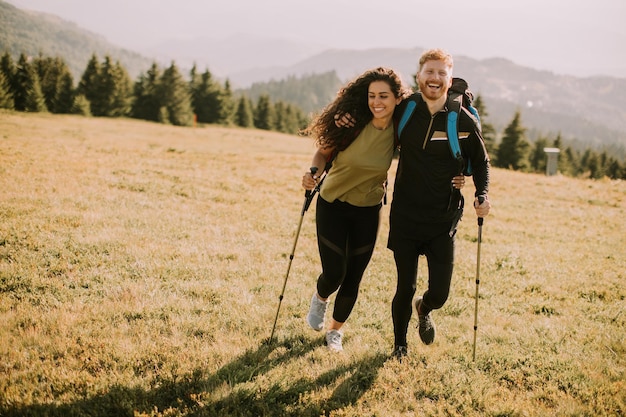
[543,148,560,176]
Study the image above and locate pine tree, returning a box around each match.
[219,79,234,125]
[189,67,222,124]
[158,62,193,126]
[77,54,100,115]
[57,71,75,114]
[188,64,200,121]
[274,101,287,133]
[110,60,132,117]
[87,56,110,116]
[0,52,15,109]
[14,53,47,112]
[605,159,625,180]
[472,95,497,161]
[0,71,14,109]
[91,56,131,117]
[580,149,605,179]
[553,134,569,174]
[529,136,550,173]
[132,63,161,121]
[34,55,75,114]
[254,94,274,130]
[0,52,15,84]
[234,95,254,128]
[561,146,580,177]
[496,111,530,171]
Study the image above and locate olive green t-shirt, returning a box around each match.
[320,122,395,207]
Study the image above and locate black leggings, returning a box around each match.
[389,221,455,347]
[315,197,381,323]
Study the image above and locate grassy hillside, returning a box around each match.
[0,111,624,416]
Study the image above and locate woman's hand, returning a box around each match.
[302,171,318,190]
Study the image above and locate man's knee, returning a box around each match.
[424,291,449,310]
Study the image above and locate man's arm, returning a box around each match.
[467,127,491,217]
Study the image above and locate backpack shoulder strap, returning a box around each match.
[397,96,418,139]
[446,92,464,165]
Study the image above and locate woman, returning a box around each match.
[300,67,410,352]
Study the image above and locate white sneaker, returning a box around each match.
[325,330,343,352]
[306,293,328,331]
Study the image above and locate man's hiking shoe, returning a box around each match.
[306,293,328,331]
[392,345,408,362]
[415,297,436,345]
[325,330,343,352]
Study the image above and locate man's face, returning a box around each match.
[416,59,453,101]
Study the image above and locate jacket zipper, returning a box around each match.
[422,114,436,150]
[422,110,446,150]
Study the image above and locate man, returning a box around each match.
[388,48,490,360]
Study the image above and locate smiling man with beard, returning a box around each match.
[388,48,491,361]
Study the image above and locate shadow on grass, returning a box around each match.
[3,335,389,417]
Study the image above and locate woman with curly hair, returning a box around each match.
[300,67,410,352]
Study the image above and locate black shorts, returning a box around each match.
[387,212,454,263]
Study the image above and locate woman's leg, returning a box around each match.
[315,198,350,299]
[330,203,381,327]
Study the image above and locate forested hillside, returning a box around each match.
[2,49,624,180]
[259,49,626,152]
[0,0,152,78]
[241,72,343,115]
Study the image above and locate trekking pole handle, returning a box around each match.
[477,195,485,226]
[302,167,319,215]
[305,167,318,199]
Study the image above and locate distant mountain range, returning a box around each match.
[1,0,625,152]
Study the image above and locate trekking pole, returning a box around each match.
[269,167,320,344]
[472,196,485,361]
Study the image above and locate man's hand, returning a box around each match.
[451,175,465,190]
[474,195,490,217]
[334,112,356,128]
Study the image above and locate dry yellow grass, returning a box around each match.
[1,110,625,416]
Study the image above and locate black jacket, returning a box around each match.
[391,93,490,223]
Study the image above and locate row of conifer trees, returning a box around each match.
[1,51,624,179]
[0,51,308,133]
[477,102,626,180]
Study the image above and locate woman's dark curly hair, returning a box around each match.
[301,67,410,151]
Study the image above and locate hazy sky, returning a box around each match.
[6,0,626,77]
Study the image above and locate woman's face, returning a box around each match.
[368,80,401,121]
